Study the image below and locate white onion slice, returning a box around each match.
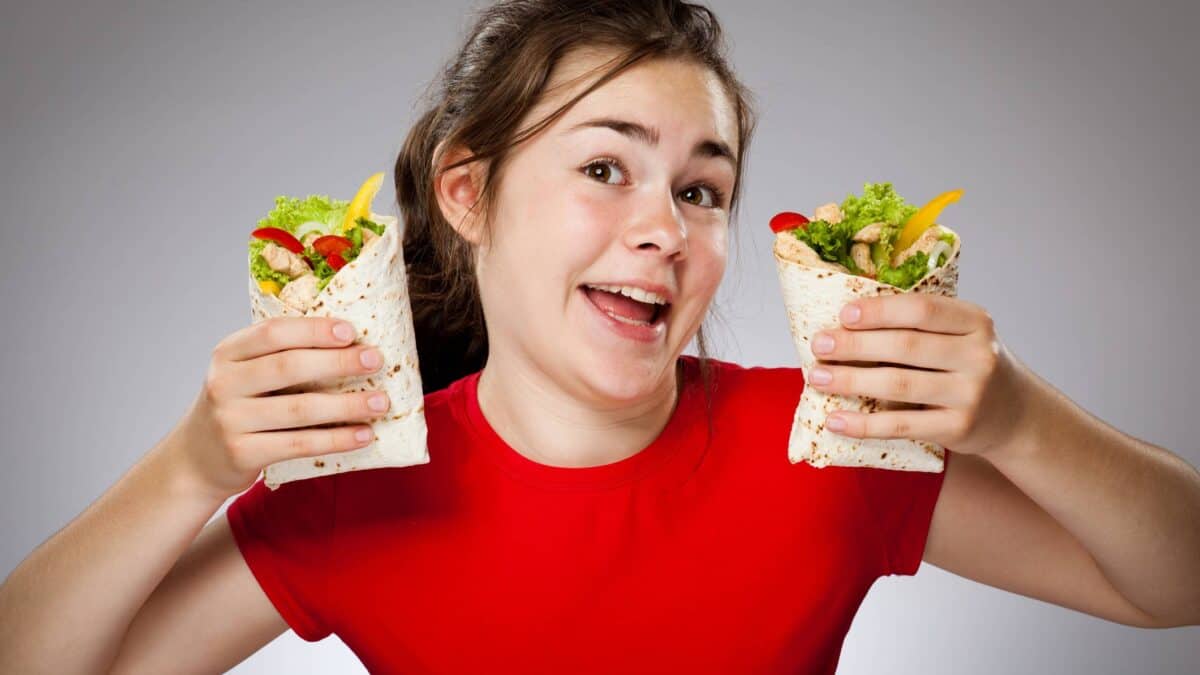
[926,240,952,273]
[294,220,327,241]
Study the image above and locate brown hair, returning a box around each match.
[396,0,756,405]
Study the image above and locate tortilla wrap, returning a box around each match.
[248,213,429,489]
[773,225,961,472]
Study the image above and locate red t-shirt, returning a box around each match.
[227,355,948,674]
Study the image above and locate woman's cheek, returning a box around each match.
[561,186,628,242]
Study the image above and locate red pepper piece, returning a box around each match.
[769,211,809,233]
[312,235,353,258]
[326,253,347,271]
[251,227,304,254]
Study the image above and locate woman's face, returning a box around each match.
[472,49,738,406]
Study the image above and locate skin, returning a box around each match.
[435,48,736,468]
[809,295,1200,627]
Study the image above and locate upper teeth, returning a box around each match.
[585,283,669,306]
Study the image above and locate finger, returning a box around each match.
[811,328,970,371]
[806,365,964,407]
[238,425,376,466]
[840,294,987,336]
[229,391,391,433]
[825,407,961,447]
[215,317,358,363]
[225,344,384,398]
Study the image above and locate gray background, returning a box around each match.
[2,0,1197,672]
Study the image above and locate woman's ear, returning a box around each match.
[432,142,488,246]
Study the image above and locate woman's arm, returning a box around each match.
[930,366,1200,627]
[0,411,302,674]
[807,294,1200,627]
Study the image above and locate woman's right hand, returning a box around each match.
[170,316,391,500]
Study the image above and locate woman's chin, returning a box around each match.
[570,352,674,405]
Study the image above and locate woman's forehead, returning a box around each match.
[537,47,738,153]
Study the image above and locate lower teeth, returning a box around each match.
[604,310,651,326]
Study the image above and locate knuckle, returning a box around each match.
[210,339,231,363]
[889,417,912,438]
[969,379,991,413]
[900,332,921,359]
[258,320,279,347]
[950,411,974,443]
[836,330,854,355]
[270,351,294,380]
[203,368,228,403]
[286,433,311,457]
[324,428,343,453]
[888,372,914,398]
[211,402,238,433]
[352,394,371,419]
[225,434,253,463]
[976,342,999,373]
[918,298,939,324]
[285,395,311,423]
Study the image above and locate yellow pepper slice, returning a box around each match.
[340,172,385,233]
[896,189,963,252]
[257,279,282,296]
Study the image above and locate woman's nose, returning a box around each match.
[622,191,688,259]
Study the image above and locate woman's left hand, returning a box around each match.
[806,293,1032,457]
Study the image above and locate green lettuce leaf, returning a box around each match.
[257,195,350,234]
[877,251,930,289]
[793,219,861,273]
[357,216,384,236]
[840,182,918,231]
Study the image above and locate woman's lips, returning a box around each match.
[578,286,668,344]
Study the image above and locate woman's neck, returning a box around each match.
[475,355,682,468]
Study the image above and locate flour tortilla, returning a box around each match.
[248,212,429,489]
[773,226,961,472]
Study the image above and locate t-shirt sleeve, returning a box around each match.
[852,448,952,577]
[225,474,339,641]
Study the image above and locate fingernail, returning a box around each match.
[841,304,861,324]
[334,322,355,341]
[360,349,382,369]
[355,428,373,442]
[810,367,832,385]
[368,393,389,411]
[826,415,846,432]
[813,333,835,354]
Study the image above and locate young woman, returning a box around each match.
[2,1,1198,673]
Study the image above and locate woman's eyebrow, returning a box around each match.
[566,117,735,167]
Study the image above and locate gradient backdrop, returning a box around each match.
[2,0,1198,672]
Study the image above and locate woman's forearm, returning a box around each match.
[0,430,228,673]
[986,372,1200,627]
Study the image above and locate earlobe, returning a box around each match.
[432,142,487,246]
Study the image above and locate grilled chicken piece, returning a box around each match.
[851,222,886,244]
[891,225,947,267]
[850,243,875,276]
[774,231,851,273]
[262,242,310,279]
[279,273,320,312]
[812,202,843,224]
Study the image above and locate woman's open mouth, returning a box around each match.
[578,284,670,344]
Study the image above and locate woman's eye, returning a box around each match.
[582,159,625,185]
[679,185,718,208]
